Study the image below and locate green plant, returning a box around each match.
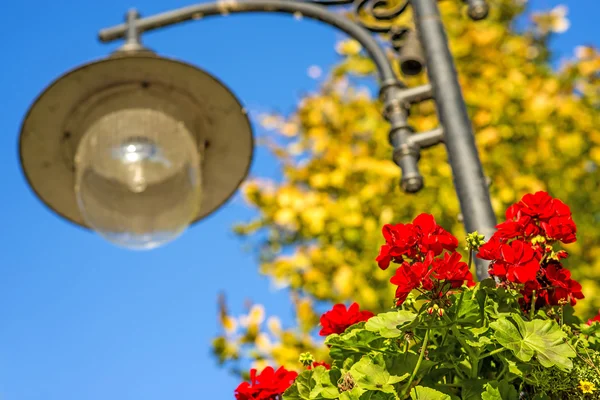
[234,192,600,399]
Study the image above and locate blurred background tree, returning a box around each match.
[212,0,600,376]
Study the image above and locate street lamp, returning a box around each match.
[19,0,496,279]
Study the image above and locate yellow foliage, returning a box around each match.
[214,0,600,373]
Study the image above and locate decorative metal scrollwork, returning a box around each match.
[310,0,416,73]
[310,0,411,33]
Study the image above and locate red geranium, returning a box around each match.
[477,235,503,260]
[390,254,435,305]
[487,240,541,284]
[390,251,474,306]
[588,311,600,326]
[494,192,576,244]
[235,366,298,400]
[519,280,549,311]
[376,214,457,270]
[413,214,459,256]
[319,303,374,336]
[376,223,420,269]
[432,251,475,289]
[495,215,537,240]
[542,216,577,244]
[544,263,584,306]
[307,361,331,370]
[477,192,582,314]
[377,192,582,317]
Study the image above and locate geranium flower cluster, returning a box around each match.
[376,214,474,306]
[477,191,584,310]
[234,366,298,400]
[318,302,374,336]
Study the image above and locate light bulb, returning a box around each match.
[74,107,202,250]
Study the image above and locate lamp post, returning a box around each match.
[18,0,497,279]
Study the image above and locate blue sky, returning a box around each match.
[0,0,598,399]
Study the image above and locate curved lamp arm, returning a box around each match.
[98,0,425,192]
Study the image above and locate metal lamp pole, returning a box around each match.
[20,0,497,279]
[411,0,498,274]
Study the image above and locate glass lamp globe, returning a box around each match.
[74,107,202,250]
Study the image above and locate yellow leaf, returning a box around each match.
[336,39,362,56]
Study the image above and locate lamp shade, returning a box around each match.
[19,52,254,230]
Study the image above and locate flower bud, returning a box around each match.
[299,352,315,367]
[465,231,486,251]
[427,307,434,315]
[556,250,568,259]
[558,298,569,306]
[437,308,444,317]
[531,235,547,245]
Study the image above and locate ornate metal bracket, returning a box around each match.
[312,0,410,32]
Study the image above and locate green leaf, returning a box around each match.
[349,354,408,394]
[410,386,452,399]
[339,389,397,400]
[326,328,389,364]
[505,359,532,378]
[481,380,519,400]
[283,370,314,399]
[283,368,342,400]
[465,335,493,348]
[342,358,355,371]
[482,287,521,320]
[490,315,575,371]
[460,379,486,400]
[310,367,341,399]
[385,352,436,379]
[449,290,481,325]
[358,392,398,400]
[470,326,490,337]
[339,387,364,400]
[364,311,417,338]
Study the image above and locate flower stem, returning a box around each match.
[450,323,479,378]
[401,329,430,398]
[529,290,537,320]
[467,247,473,271]
[497,361,508,380]
[480,347,506,359]
[455,290,466,320]
[560,304,564,326]
[437,383,462,388]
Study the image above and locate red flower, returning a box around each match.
[390,253,435,305]
[376,214,457,270]
[235,366,298,400]
[432,252,475,289]
[495,215,538,240]
[413,214,459,256]
[545,262,584,306]
[489,240,541,283]
[494,192,576,244]
[319,303,374,336]
[517,191,557,219]
[307,361,331,370]
[519,280,549,311]
[541,216,577,244]
[477,235,503,260]
[588,311,600,326]
[376,223,419,269]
